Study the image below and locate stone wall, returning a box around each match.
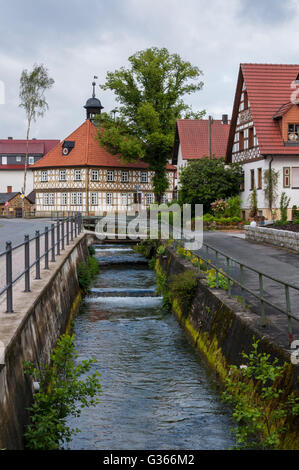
[245,225,299,251]
[0,235,88,449]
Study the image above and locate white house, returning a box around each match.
[226,63,299,220]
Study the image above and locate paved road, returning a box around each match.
[191,231,299,348]
[0,218,52,251]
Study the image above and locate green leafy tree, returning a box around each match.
[24,334,101,450]
[19,64,54,215]
[179,158,243,212]
[97,47,205,202]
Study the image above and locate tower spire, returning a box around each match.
[84,75,103,121]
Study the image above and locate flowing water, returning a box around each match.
[66,244,234,450]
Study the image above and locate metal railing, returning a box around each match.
[0,213,82,314]
[172,239,299,344]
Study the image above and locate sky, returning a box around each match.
[1,0,299,140]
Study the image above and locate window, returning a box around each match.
[2,156,7,165]
[288,124,299,141]
[91,170,99,181]
[248,127,254,148]
[61,193,67,205]
[59,170,66,181]
[146,193,153,205]
[292,167,299,188]
[106,193,113,205]
[121,193,127,206]
[28,156,34,165]
[257,168,262,189]
[91,192,98,205]
[121,171,129,182]
[239,131,244,151]
[41,170,48,182]
[70,192,82,205]
[250,169,255,190]
[283,167,290,188]
[140,171,148,183]
[240,172,245,192]
[74,169,81,181]
[44,193,48,206]
[16,156,21,162]
[44,193,54,206]
[106,170,114,182]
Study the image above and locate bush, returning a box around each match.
[225,195,242,218]
[157,245,166,255]
[77,256,99,294]
[88,245,96,256]
[24,334,101,450]
[280,192,290,224]
[169,271,198,311]
[205,268,232,290]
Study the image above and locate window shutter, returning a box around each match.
[283,167,290,188]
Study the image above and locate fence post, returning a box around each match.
[45,227,49,269]
[239,264,245,307]
[215,250,219,288]
[24,234,30,292]
[35,230,41,280]
[70,216,74,242]
[61,218,65,251]
[74,214,77,238]
[6,241,13,313]
[285,285,293,345]
[259,273,266,326]
[57,220,60,255]
[226,256,231,296]
[66,217,70,246]
[51,223,55,262]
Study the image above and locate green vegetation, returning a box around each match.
[24,334,101,450]
[169,271,198,311]
[249,187,258,219]
[264,168,279,211]
[97,47,204,201]
[156,245,166,256]
[179,158,243,212]
[223,340,299,449]
[134,240,158,258]
[77,256,99,294]
[205,268,232,291]
[155,260,172,312]
[279,192,291,224]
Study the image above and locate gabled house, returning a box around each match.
[172,116,230,189]
[226,63,299,220]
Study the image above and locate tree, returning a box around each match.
[97,47,205,202]
[264,168,279,211]
[19,64,54,215]
[178,158,243,212]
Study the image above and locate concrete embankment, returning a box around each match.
[0,234,89,449]
[158,246,299,449]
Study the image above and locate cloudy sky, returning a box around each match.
[1,0,299,140]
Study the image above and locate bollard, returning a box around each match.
[24,234,30,292]
[6,241,13,313]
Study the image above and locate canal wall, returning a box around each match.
[0,234,89,450]
[158,246,299,449]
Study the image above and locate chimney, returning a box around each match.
[222,114,228,125]
[8,136,13,140]
[7,186,12,193]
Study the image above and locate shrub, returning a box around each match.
[88,245,96,256]
[205,268,231,291]
[211,199,227,216]
[157,245,166,256]
[77,256,99,294]
[293,218,299,225]
[169,271,198,311]
[280,192,290,224]
[24,334,101,450]
[148,257,155,269]
[225,195,242,218]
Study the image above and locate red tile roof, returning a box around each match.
[33,120,176,170]
[173,119,230,163]
[0,139,59,154]
[227,63,299,161]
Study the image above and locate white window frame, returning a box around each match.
[91,192,98,205]
[41,170,48,182]
[91,169,99,181]
[74,169,82,181]
[61,193,67,205]
[44,193,49,206]
[2,156,7,165]
[16,156,21,162]
[59,170,66,181]
[121,171,129,182]
[106,170,114,182]
[48,193,55,205]
[28,156,34,165]
[146,193,153,205]
[121,193,127,206]
[140,171,148,183]
[106,193,113,205]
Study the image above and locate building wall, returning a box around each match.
[0,169,33,194]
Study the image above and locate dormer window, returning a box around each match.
[288,124,299,141]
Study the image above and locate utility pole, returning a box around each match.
[209,115,213,159]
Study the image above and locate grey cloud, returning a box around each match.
[237,0,296,24]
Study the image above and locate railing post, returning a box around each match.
[259,273,266,326]
[215,250,219,288]
[285,285,293,345]
[51,223,55,262]
[35,230,41,280]
[239,264,245,307]
[70,216,74,242]
[57,220,60,256]
[24,234,30,292]
[6,241,13,313]
[74,214,77,238]
[61,218,65,251]
[226,256,231,296]
[45,227,49,269]
[66,217,70,246]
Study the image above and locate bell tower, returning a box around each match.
[84,76,104,121]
